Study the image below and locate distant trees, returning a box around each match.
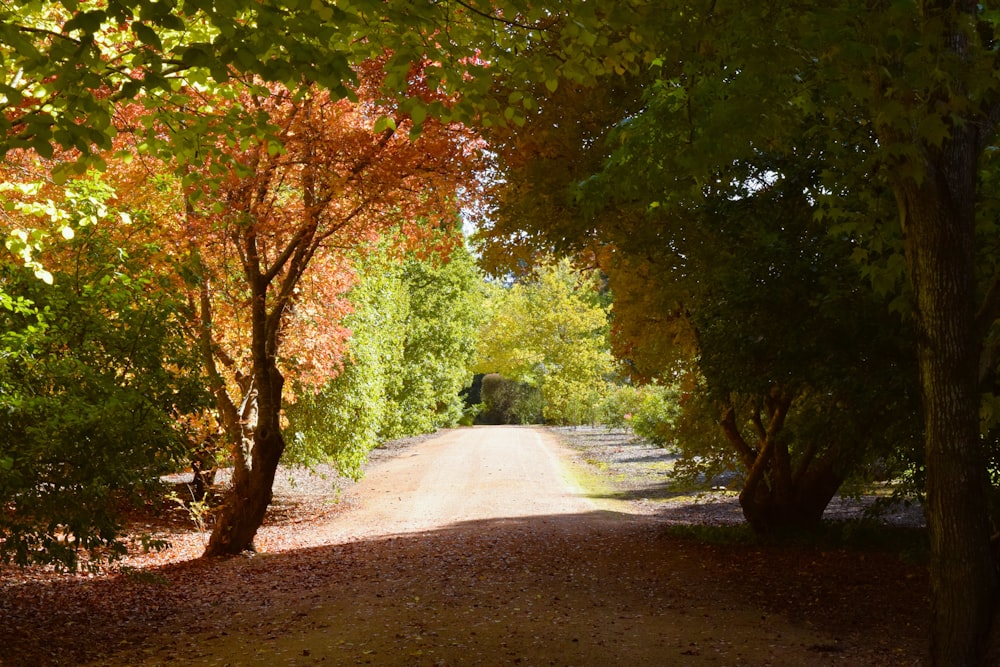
[475,259,614,425]
[285,242,486,476]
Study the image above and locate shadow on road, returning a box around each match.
[1,510,928,667]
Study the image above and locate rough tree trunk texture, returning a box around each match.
[203,249,292,556]
[721,395,842,533]
[203,426,284,556]
[895,128,999,664]
[203,346,287,556]
[863,2,1000,657]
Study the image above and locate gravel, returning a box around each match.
[195,425,924,529]
[549,425,926,528]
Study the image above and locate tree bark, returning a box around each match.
[861,2,1000,658]
[203,424,284,556]
[894,132,999,664]
[203,289,288,556]
[201,123,313,557]
[721,392,843,533]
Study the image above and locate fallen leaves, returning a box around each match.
[0,429,930,666]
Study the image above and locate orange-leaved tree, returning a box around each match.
[155,65,483,556]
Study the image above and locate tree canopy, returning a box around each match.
[476,259,613,425]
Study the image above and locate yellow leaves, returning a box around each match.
[476,258,613,422]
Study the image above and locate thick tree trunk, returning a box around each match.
[203,351,287,556]
[203,259,290,556]
[721,393,844,534]
[895,129,999,664]
[738,460,845,535]
[203,426,284,556]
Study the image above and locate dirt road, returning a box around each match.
[2,426,926,666]
[322,426,597,541]
[79,426,919,666]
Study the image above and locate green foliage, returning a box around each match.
[476,259,614,424]
[478,373,543,425]
[0,0,650,181]
[0,179,207,569]
[285,240,486,473]
[599,382,682,448]
[284,252,406,479]
[380,246,487,438]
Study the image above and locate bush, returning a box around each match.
[478,373,543,424]
[598,383,681,447]
[0,229,207,570]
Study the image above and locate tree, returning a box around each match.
[478,372,543,425]
[475,2,1000,661]
[0,172,207,569]
[476,259,613,424]
[381,244,487,438]
[282,248,407,479]
[620,169,920,531]
[165,74,482,557]
[284,239,486,473]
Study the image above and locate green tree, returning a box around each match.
[475,3,1000,658]
[0,176,207,569]
[597,6,1000,660]
[381,244,487,438]
[476,259,613,424]
[625,170,919,531]
[477,373,543,425]
[285,238,484,473]
[284,251,407,479]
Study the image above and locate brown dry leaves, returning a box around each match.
[0,432,929,666]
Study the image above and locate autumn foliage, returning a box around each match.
[0,58,484,564]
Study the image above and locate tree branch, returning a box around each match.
[719,399,758,468]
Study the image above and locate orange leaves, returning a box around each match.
[165,61,483,406]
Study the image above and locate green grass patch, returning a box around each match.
[584,458,610,471]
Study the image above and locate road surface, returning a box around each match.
[326,425,597,540]
[74,426,922,666]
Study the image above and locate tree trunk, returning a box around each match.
[203,344,287,556]
[189,447,217,503]
[721,393,845,534]
[203,426,284,556]
[894,133,1000,664]
[738,459,845,535]
[203,255,290,556]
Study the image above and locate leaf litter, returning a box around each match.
[0,428,927,666]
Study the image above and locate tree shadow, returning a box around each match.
[0,509,929,667]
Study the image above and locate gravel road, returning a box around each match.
[319,426,597,540]
[2,425,928,666]
[113,425,925,666]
